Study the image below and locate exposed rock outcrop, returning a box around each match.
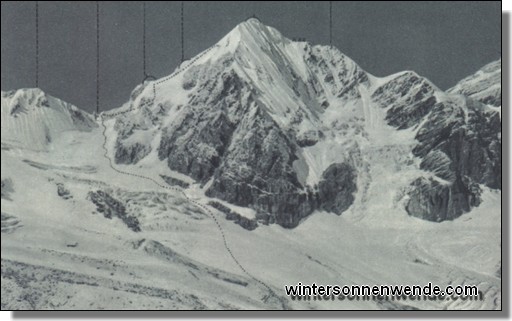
[205,105,313,228]
[448,59,501,107]
[208,201,258,231]
[405,99,500,221]
[88,190,141,232]
[157,70,246,184]
[370,66,501,222]
[160,175,190,188]
[406,176,482,222]
[114,142,151,165]
[56,183,72,200]
[318,163,357,215]
[372,72,437,129]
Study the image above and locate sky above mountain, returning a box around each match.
[1,1,501,113]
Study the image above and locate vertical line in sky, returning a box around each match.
[96,1,100,114]
[329,1,332,46]
[143,1,147,79]
[35,1,39,88]
[181,1,184,62]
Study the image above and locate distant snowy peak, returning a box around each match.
[1,88,96,151]
[448,59,501,107]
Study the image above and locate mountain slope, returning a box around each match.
[108,18,500,227]
[448,59,501,108]
[1,88,96,151]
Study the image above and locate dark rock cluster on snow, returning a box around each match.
[88,190,141,232]
[208,201,258,231]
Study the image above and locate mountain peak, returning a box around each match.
[1,88,50,112]
[240,17,263,27]
[218,18,288,53]
[233,17,270,36]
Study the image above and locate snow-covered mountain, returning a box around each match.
[1,88,96,151]
[110,18,501,227]
[448,59,501,108]
[1,19,501,310]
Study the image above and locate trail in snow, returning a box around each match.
[99,118,285,308]
[98,48,287,308]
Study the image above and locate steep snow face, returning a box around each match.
[448,59,501,108]
[109,19,500,227]
[1,89,96,151]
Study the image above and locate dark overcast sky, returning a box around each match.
[1,1,501,113]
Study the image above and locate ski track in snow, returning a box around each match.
[98,48,286,308]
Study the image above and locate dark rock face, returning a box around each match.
[158,110,235,183]
[68,107,96,129]
[305,46,369,101]
[206,126,357,227]
[414,100,501,188]
[318,163,357,215]
[208,201,258,231]
[405,99,500,221]
[480,93,501,108]
[296,130,324,147]
[113,111,153,165]
[370,68,501,222]
[157,70,247,184]
[88,190,141,232]
[205,107,314,228]
[160,175,190,188]
[114,142,151,165]
[406,176,482,222]
[372,72,437,129]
